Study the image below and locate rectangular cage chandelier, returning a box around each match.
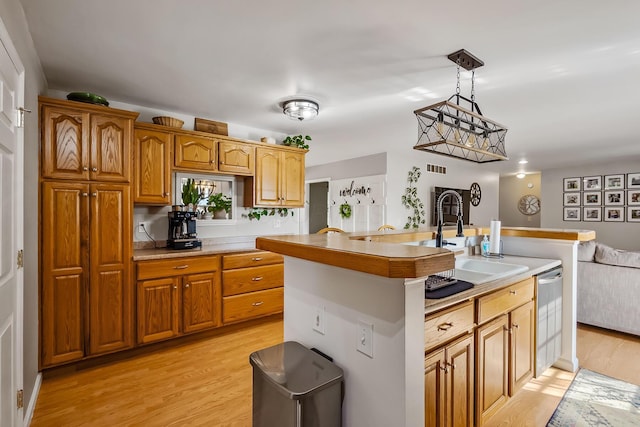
[413,49,508,163]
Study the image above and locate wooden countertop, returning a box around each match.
[133,243,257,261]
[256,234,454,278]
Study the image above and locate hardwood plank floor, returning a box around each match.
[31,321,640,427]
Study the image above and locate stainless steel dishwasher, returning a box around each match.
[535,266,563,377]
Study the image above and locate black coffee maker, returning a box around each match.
[167,208,202,250]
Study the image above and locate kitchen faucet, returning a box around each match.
[435,190,464,248]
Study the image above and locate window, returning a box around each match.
[173,172,236,220]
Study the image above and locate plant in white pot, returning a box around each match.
[207,193,232,219]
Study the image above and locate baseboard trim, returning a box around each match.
[553,356,579,373]
[23,372,42,427]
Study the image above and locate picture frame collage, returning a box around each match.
[563,173,640,222]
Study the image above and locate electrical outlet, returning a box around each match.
[137,222,148,233]
[313,305,325,334]
[356,320,373,358]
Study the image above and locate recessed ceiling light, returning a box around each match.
[516,173,526,179]
[518,160,528,164]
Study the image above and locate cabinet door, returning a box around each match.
[446,334,474,427]
[510,300,535,395]
[281,150,305,207]
[41,105,90,180]
[254,147,281,206]
[182,272,221,333]
[90,114,132,182]
[41,182,89,366]
[137,277,180,344]
[88,184,133,354]
[174,134,217,171]
[218,141,254,175]
[425,348,446,427]
[476,314,509,426]
[134,128,172,204]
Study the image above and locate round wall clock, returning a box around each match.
[518,194,540,215]
[470,182,482,206]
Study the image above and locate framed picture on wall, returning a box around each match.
[563,177,581,192]
[604,190,624,206]
[628,173,640,189]
[628,207,640,222]
[628,190,640,205]
[563,207,580,221]
[583,176,602,191]
[583,207,601,221]
[563,193,580,206]
[604,207,624,222]
[604,174,624,190]
[583,191,601,206]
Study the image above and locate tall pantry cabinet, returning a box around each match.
[39,97,139,367]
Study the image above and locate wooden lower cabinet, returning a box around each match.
[136,256,221,344]
[425,334,474,427]
[476,300,535,426]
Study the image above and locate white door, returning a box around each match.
[0,22,25,427]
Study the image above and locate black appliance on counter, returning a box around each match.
[167,209,202,250]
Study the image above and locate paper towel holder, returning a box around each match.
[482,240,504,258]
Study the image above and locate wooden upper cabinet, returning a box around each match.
[249,146,305,207]
[174,134,217,171]
[40,97,137,182]
[218,140,255,175]
[134,127,172,205]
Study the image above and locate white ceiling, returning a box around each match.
[19,0,640,174]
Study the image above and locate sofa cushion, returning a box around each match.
[595,243,640,269]
[578,240,596,262]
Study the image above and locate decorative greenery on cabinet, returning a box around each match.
[282,134,311,150]
[401,166,426,229]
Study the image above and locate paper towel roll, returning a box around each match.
[489,220,501,254]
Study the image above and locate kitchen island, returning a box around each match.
[256,227,593,427]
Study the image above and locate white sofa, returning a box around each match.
[577,240,640,336]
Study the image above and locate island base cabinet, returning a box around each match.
[425,333,474,427]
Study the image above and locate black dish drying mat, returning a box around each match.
[425,280,474,299]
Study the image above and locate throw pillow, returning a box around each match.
[595,243,640,269]
[577,240,596,262]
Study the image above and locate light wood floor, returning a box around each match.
[31,321,640,427]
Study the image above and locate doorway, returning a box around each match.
[308,181,329,233]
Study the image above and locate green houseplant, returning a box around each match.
[181,178,204,207]
[282,134,311,150]
[207,192,232,219]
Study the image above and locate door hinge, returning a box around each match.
[17,249,24,269]
[16,107,32,128]
[17,389,24,409]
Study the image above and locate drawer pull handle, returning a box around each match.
[509,290,517,295]
[252,257,263,261]
[174,265,189,269]
[437,322,453,331]
[251,276,263,282]
[252,301,264,307]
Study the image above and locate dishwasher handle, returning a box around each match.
[538,273,562,285]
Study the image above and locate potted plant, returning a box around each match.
[207,192,232,219]
[181,178,204,210]
[282,134,311,150]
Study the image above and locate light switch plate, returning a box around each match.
[356,320,373,358]
[313,305,325,334]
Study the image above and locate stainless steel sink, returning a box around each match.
[454,258,529,284]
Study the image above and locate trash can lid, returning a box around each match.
[250,341,344,399]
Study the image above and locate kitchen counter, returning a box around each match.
[133,242,257,261]
[422,255,561,314]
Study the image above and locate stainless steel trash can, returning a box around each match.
[250,341,344,427]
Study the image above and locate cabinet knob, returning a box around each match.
[81,192,88,197]
[446,362,456,370]
[220,161,224,164]
[512,323,519,329]
[509,290,517,295]
[251,276,263,282]
[185,283,190,288]
[91,192,97,197]
[173,285,177,290]
[439,365,449,374]
[252,301,264,307]
[163,192,169,197]
[437,322,453,331]
[83,166,89,171]
[92,167,98,172]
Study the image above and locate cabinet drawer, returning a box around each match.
[137,255,220,280]
[222,251,283,269]
[222,287,283,324]
[477,278,534,325]
[222,264,283,296]
[425,300,475,352]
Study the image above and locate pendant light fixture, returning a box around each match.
[282,98,319,121]
[413,49,508,163]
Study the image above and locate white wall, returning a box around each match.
[0,0,48,419]
[499,173,541,227]
[541,160,640,250]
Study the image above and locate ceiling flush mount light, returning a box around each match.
[516,173,526,179]
[282,99,319,121]
[413,49,508,163]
